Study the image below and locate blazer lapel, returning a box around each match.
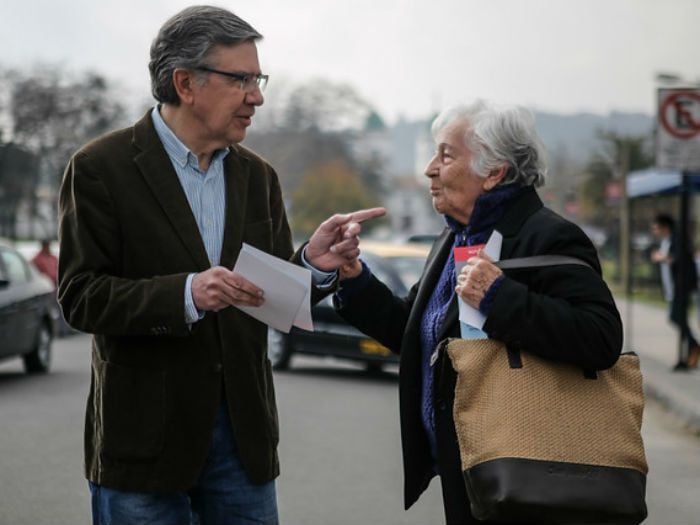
[132,112,210,271]
[218,147,251,269]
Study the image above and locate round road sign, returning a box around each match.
[660,91,700,140]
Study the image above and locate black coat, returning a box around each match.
[336,187,623,513]
[669,232,698,298]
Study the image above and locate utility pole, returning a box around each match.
[618,141,632,350]
[655,74,700,369]
[677,172,691,365]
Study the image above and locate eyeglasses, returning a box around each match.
[196,66,269,92]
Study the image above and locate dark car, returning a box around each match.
[268,241,430,372]
[0,242,58,373]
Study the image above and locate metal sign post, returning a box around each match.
[657,88,700,171]
[656,87,700,368]
[677,172,690,366]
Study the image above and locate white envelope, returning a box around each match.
[232,243,314,333]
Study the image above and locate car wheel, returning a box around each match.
[23,321,52,374]
[268,328,292,371]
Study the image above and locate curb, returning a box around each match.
[640,353,700,435]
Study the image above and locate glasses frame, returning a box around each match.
[196,66,268,92]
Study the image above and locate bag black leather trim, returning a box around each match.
[464,457,648,524]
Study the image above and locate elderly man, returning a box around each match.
[58,6,382,524]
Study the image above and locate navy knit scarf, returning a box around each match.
[418,184,525,468]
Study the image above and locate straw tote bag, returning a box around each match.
[437,256,648,524]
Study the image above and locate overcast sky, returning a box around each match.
[2,0,698,123]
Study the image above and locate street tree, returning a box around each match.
[290,160,383,238]
[244,79,385,208]
[0,143,39,239]
[2,67,125,238]
[281,78,372,132]
[579,131,653,227]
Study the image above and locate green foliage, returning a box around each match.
[364,111,386,131]
[244,79,387,211]
[290,160,383,237]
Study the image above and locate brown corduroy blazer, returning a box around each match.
[58,111,304,492]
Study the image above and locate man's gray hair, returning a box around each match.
[149,5,262,105]
[431,100,547,187]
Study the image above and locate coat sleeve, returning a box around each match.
[335,275,418,354]
[484,221,623,371]
[58,151,191,337]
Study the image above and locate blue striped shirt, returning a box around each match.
[151,106,227,323]
[151,106,336,325]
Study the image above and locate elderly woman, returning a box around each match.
[335,100,622,524]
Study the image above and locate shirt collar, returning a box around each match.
[150,106,229,169]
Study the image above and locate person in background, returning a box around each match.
[651,213,700,370]
[58,6,382,525]
[31,239,58,287]
[334,100,622,524]
[31,238,72,335]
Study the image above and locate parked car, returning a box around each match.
[0,241,59,373]
[405,233,439,245]
[268,241,430,372]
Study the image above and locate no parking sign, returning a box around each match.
[657,88,700,171]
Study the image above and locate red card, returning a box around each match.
[454,244,485,263]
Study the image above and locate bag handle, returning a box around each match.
[506,346,598,379]
[496,255,593,271]
[495,255,597,379]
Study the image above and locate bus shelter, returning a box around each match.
[626,168,700,366]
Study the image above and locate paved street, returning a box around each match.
[1,331,700,524]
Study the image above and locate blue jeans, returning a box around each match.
[89,401,278,525]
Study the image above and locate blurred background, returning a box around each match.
[2,2,700,524]
[0,0,697,300]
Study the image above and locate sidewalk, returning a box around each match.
[617,297,700,434]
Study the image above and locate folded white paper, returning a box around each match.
[232,243,314,333]
[457,230,503,330]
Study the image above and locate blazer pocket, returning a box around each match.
[99,360,167,460]
[243,219,273,253]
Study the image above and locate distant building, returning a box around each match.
[353,113,442,238]
[354,108,654,238]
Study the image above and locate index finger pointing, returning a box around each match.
[348,207,386,224]
[320,207,387,232]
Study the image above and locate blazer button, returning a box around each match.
[212,363,223,373]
